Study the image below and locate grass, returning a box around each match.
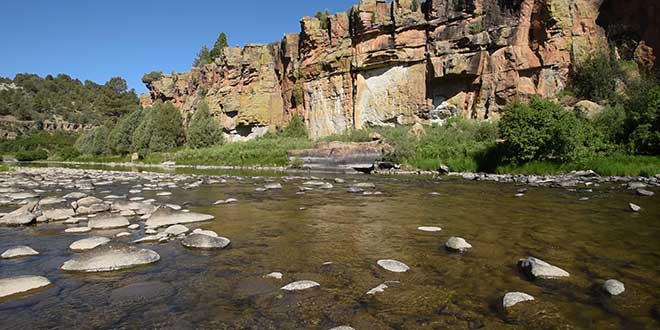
[0,164,14,172]
[495,155,660,177]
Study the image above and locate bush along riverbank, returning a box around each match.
[3,55,659,178]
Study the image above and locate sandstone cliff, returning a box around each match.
[144,0,656,140]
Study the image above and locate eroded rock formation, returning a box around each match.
[144,0,654,139]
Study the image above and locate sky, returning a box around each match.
[0,0,359,94]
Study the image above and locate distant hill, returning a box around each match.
[0,74,139,138]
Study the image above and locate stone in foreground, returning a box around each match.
[418,226,442,232]
[629,203,641,212]
[145,207,214,228]
[518,257,570,279]
[69,236,111,251]
[0,202,39,226]
[281,280,320,291]
[377,259,410,273]
[1,246,39,259]
[0,276,51,299]
[181,234,230,250]
[503,292,535,309]
[61,244,160,272]
[603,279,625,296]
[445,237,473,252]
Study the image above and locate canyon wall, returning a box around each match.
[143,0,652,140]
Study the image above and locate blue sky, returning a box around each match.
[1,0,358,94]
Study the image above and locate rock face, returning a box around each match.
[0,276,51,299]
[143,0,635,139]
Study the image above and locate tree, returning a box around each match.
[109,108,144,154]
[141,71,163,85]
[75,126,110,155]
[315,10,331,30]
[132,102,185,153]
[209,32,228,59]
[193,45,213,67]
[187,101,224,148]
[105,77,128,94]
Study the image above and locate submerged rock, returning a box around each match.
[366,283,389,295]
[145,207,214,228]
[636,188,655,196]
[87,215,130,229]
[377,259,410,273]
[445,237,472,252]
[264,272,283,280]
[69,236,111,251]
[603,279,625,296]
[0,276,51,299]
[503,292,535,309]
[61,244,160,272]
[1,246,39,259]
[181,234,230,249]
[281,280,320,291]
[629,203,642,212]
[518,257,570,279]
[329,326,355,330]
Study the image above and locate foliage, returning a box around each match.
[210,32,229,59]
[75,126,110,156]
[132,102,185,153]
[0,131,79,160]
[411,0,420,11]
[499,98,606,163]
[187,101,224,149]
[571,53,623,102]
[468,20,485,34]
[623,78,660,154]
[0,74,139,124]
[193,45,213,68]
[315,10,331,30]
[141,71,163,85]
[108,109,144,154]
[280,116,308,138]
[291,83,304,107]
[15,149,48,161]
[0,164,13,172]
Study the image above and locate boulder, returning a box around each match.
[603,279,625,296]
[181,234,231,249]
[0,201,39,226]
[0,276,51,299]
[636,188,655,196]
[445,237,472,252]
[518,257,570,279]
[145,207,214,228]
[281,280,320,291]
[417,226,442,232]
[164,224,189,236]
[503,292,535,309]
[87,215,130,229]
[377,259,410,273]
[629,203,642,212]
[574,100,604,119]
[69,236,111,251]
[1,246,39,259]
[61,244,160,272]
[42,208,75,221]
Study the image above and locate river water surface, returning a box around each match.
[0,166,658,329]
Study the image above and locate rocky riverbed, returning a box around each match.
[0,165,658,329]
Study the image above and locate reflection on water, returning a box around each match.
[0,166,659,329]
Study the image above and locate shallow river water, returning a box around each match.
[0,165,659,330]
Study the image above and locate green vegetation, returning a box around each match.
[0,74,139,124]
[186,101,224,149]
[193,32,229,68]
[193,46,213,67]
[571,53,622,102]
[0,131,79,161]
[315,10,331,30]
[411,0,420,12]
[0,164,14,172]
[278,116,308,139]
[132,102,185,154]
[109,108,144,155]
[141,71,163,85]
[75,126,110,156]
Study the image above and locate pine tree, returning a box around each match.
[210,32,228,59]
[187,101,224,148]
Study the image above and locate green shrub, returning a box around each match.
[593,104,627,146]
[132,102,185,153]
[15,149,48,161]
[315,10,331,30]
[280,116,308,138]
[572,53,622,102]
[499,98,606,163]
[141,71,163,85]
[624,78,660,154]
[109,109,144,154]
[75,126,110,155]
[187,101,224,149]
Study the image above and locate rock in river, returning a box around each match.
[636,188,655,196]
[418,226,442,232]
[145,207,214,228]
[518,257,570,279]
[603,279,625,296]
[0,201,39,226]
[445,237,472,252]
[629,203,642,212]
[87,215,130,229]
[181,234,230,249]
[69,236,111,251]
[164,224,189,236]
[42,208,75,221]
[2,246,39,259]
[503,292,535,309]
[329,326,356,330]
[65,227,92,233]
[281,280,320,291]
[0,276,51,299]
[377,259,410,273]
[61,244,160,272]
